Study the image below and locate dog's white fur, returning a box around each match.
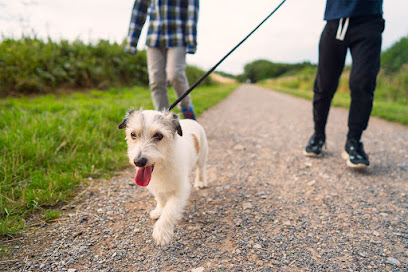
[119,110,208,246]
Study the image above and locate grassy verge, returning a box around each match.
[0,83,238,235]
[259,69,408,125]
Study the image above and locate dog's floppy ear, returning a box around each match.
[118,118,127,129]
[118,109,135,129]
[169,112,183,136]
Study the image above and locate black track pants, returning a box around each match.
[313,15,385,140]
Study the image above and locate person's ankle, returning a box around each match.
[181,105,196,120]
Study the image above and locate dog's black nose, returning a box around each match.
[134,157,148,167]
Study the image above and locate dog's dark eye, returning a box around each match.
[153,132,163,141]
[130,132,137,140]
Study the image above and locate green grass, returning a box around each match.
[43,210,60,222]
[0,83,238,235]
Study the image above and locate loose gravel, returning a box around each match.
[1,85,407,271]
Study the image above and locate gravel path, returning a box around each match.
[1,85,407,271]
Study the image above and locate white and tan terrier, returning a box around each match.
[118,109,208,246]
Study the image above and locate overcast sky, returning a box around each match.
[1,0,407,74]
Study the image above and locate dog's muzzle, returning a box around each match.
[134,157,148,167]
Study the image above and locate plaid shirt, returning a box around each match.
[125,0,199,54]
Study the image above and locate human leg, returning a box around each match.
[166,47,196,119]
[342,15,384,168]
[313,21,348,135]
[347,15,384,141]
[305,21,347,157]
[147,47,169,111]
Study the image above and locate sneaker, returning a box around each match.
[304,133,326,157]
[342,139,369,169]
[181,105,196,120]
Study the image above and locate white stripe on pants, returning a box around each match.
[146,47,191,111]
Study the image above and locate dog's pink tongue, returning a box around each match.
[135,166,153,187]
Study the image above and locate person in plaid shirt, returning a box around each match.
[125,0,199,120]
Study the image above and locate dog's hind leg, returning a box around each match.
[194,145,208,189]
[194,161,207,189]
[152,192,189,246]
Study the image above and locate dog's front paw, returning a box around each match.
[150,209,162,220]
[153,221,174,246]
[194,181,207,189]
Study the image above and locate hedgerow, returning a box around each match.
[0,37,213,96]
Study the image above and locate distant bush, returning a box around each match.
[381,36,408,74]
[185,65,214,87]
[237,59,316,83]
[0,38,148,95]
[0,37,214,96]
[214,71,236,79]
[376,65,408,104]
[378,36,408,103]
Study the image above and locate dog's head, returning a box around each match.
[118,110,182,187]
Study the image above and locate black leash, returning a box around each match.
[168,0,287,111]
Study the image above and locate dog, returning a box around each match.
[118,109,208,246]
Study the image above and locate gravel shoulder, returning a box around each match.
[1,85,407,271]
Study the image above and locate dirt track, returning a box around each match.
[1,85,407,271]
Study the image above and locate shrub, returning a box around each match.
[0,37,149,96]
[185,65,214,87]
[0,37,216,96]
[381,36,408,74]
[238,60,315,83]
